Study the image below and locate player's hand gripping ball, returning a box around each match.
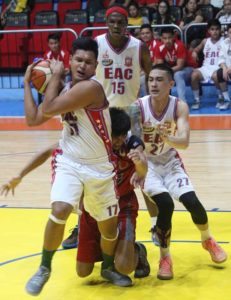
[30,59,52,94]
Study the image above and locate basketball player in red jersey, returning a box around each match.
[1,108,150,287]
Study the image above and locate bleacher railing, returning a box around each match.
[80,24,184,41]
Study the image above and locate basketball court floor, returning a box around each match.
[0,115,230,300]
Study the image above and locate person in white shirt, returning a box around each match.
[191,19,223,109]
[216,23,231,110]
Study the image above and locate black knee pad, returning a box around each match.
[217,68,225,83]
[151,192,174,231]
[179,191,208,225]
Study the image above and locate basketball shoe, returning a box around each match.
[101,265,132,287]
[25,266,50,296]
[62,225,78,249]
[134,242,150,278]
[202,237,227,263]
[157,255,173,280]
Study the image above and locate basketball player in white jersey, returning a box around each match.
[95,5,152,108]
[191,19,223,110]
[23,37,121,296]
[136,64,227,280]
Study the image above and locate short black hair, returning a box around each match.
[110,107,131,136]
[47,32,61,42]
[151,63,174,80]
[207,19,221,29]
[161,27,174,35]
[140,23,153,32]
[228,23,231,31]
[71,37,98,59]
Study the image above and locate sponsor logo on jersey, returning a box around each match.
[102,50,113,66]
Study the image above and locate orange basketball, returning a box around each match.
[31,60,52,94]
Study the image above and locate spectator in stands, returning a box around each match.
[191,19,223,109]
[140,23,158,64]
[0,0,28,28]
[44,33,70,75]
[216,23,231,110]
[155,27,187,98]
[139,23,158,95]
[152,1,176,39]
[174,39,201,102]
[216,0,231,36]
[180,0,204,43]
[128,1,149,37]
[216,0,231,23]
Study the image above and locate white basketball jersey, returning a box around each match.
[59,78,114,164]
[137,95,178,158]
[96,33,142,107]
[203,37,222,67]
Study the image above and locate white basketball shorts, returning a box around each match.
[51,153,119,221]
[144,150,194,200]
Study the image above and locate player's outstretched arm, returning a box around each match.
[0,144,57,196]
[24,63,51,126]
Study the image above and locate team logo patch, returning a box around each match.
[125,56,132,67]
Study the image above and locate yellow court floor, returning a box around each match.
[0,209,230,300]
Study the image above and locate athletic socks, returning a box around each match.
[200,229,211,242]
[193,90,200,102]
[101,253,114,270]
[222,91,230,102]
[40,249,56,271]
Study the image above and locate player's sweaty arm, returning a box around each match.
[0,143,57,196]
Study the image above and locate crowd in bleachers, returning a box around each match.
[0,0,231,110]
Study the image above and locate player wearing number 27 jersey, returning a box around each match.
[136,94,194,199]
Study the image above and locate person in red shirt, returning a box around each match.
[139,23,159,96]
[173,39,201,102]
[44,33,70,75]
[140,24,158,64]
[155,28,187,101]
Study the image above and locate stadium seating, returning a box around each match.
[57,0,81,25]
[91,8,107,38]
[61,9,88,49]
[30,0,54,26]
[0,12,29,69]
[28,10,58,63]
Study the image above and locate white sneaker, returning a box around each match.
[191,101,200,110]
[216,100,224,109]
[219,101,230,110]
